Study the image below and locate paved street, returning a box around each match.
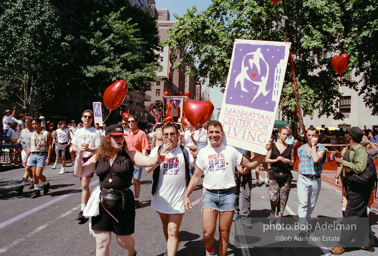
[0,162,377,256]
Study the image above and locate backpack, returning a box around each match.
[347,147,378,193]
[151,144,191,195]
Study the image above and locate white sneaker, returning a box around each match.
[59,168,66,174]
[256,180,261,185]
[206,251,215,256]
[52,164,57,169]
[265,179,269,186]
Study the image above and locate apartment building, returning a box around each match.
[144,8,198,123]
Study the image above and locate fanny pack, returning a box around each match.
[100,187,129,223]
[272,170,289,184]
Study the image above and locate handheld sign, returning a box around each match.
[219,39,291,154]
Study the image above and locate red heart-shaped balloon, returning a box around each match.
[180,116,188,126]
[122,112,130,118]
[163,91,170,98]
[183,92,192,98]
[331,53,349,76]
[103,80,128,113]
[163,115,173,123]
[183,100,214,129]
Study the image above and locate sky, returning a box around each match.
[155,0,224,119]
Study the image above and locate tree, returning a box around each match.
[0,0,70,114]
[165,0,377,119]
[52,1,160,98]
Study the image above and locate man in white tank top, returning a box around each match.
[24,118,53,198]
[15,116,34,194]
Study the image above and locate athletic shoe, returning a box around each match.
[256,180,261,185]
[52,163,57,169]
[59,167,66,174]
[77,211,88,224]
[241,217,253,228]
[265,179,269,186]
[16,185,24,195]
[134,200,140,209]
[31,190,41,198]
[43,182,50,195]
[233,212,239,221]
[205,250,215,256]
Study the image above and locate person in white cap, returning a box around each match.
[2,109,17,135]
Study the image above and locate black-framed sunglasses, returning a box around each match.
[128,120,135,123]
[83,115,92,119]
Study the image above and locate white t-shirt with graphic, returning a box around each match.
[184,130,195,147]
[196,144,242,190]
[72,127,101,158]
[149,144,194,214]
[56,128,69,143]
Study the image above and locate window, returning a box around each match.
[156,81,160,86]
[340,96,351,113]
[156,89,160,96]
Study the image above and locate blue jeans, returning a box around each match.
[27,152,48,168]
[202,188,236,212]
[133,166,143,180]
[297,173,321,219]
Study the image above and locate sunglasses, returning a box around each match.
[122,123,127,125]
[82,115,92,119]
[128,120,135,123]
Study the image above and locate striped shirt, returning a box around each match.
[298,144,327,175]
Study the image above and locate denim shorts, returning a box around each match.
[133,166,143,180]
[27,152,48,168]
[202,187,236,212]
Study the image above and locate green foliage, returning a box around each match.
[165,0,377,119]
[0,0,69,114]
[0,0,160,115]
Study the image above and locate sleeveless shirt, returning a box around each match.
[30,130,49,153]
[95,149,134,190]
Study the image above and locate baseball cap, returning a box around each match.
[39,116,45,119]
[346,127,364,143]
[5,109,11,113]
[105,124,124,136]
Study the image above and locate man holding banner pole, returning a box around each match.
[183,120,271,256]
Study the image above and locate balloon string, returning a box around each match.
[289,51,308,142]
[274,5,279,23]
[103,112,111,123]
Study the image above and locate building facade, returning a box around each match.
[144,8,198,123]
[302,84,377,132]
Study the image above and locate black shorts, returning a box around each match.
[92,189,135,235]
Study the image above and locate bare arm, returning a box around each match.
[183,164,204,213]
[73,149,97,177]
[144,143,174,173]
[265,148,277,163]
[45,133,53,165]
[311,146,326,163]
[241,154,265,169]
[128,150,166,169]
